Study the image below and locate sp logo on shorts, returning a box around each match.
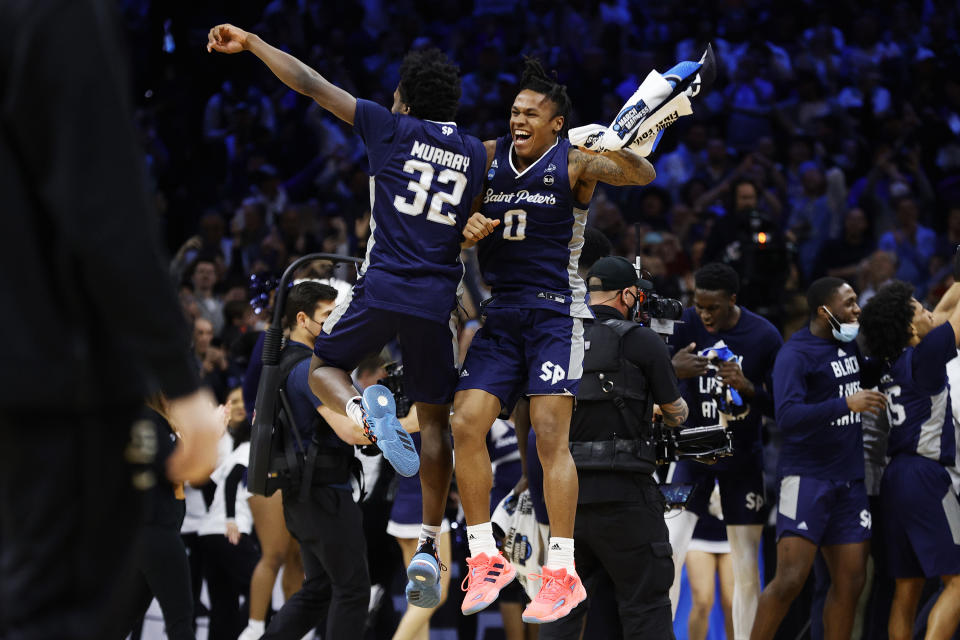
[539,361,566,385]
[860,509,872,529]
[745,492,765,512]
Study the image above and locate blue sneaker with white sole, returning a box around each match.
[361,384,420,477]
[406,538,443,608]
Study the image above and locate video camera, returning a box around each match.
[727,208,794,324]
[378,363,411,419]
[652,421,734,466]
[633,257,684,336]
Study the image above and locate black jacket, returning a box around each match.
[0,0,198,411]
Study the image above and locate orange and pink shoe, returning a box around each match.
[460,552,517,615]
[521,566,587,623]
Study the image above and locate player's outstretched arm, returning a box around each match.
[571,146,656,187]
[933,249,960,333]
[207,24,356,125]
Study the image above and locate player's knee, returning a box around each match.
[450,411,484,443]
[261,548,286,571]
[770,570,806,601]
[835,570,866,600]
[532,419,569,452]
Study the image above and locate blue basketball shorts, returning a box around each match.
[455,307,584,411]
[314,285,458,405]
[776,476,872,546]
[881,454,960,578]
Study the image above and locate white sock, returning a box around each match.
[346,396,365,429]
[246,619,264,634]
[545,536,576,572]
[466,522,498,557]
[418,523,441,547]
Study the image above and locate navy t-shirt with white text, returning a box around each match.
[773,327,867,480]
[669,306,782,469]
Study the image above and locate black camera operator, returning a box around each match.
[703,179,793,328]
[540,256,689,640]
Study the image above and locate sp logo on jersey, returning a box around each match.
[441,125,454,136]
[539,361,566,385]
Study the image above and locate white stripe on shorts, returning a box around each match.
[779,475,800,521]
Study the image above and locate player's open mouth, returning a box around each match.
[513,129,532,144]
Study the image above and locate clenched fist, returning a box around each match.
[207,24,250,54]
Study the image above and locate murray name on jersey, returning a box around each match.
[409,140,472,172]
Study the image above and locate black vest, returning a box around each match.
[570,318,657,474]
[264,342,356,497]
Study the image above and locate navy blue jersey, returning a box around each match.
[669,306,782,468]
[354,99,487,323]
[880,323,957,465]
[773,327,867,480]
[477,136,592,319]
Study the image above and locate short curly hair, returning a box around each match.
[860,281,916,361]
[695,263,740,296]
[518,57,572,135]
[806,277,846,319]
[398,49,461,122]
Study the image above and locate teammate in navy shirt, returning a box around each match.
[666,264,782,639]
[208,25,488,609]
[450,59,657,622]
[751,278,886,640]
[860,278,960,640]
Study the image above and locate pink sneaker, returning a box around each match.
[521,566,587,623]
[460,552,517,615]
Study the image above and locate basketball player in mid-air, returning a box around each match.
[445,59,659,623]
[860,275,960,639]
[207,24,489,612]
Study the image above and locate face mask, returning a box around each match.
[624,290,640,322]
[822,306,859,342]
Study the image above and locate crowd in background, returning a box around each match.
[122,0,960,373]
[115,0,960,637]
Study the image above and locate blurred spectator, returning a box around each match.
[655,122,708,200]
[203,80,276,144]
[858,250,898,306]
[193,317,229,402]
[723,54,775,152]
[813,207,875,282]
[190,258,225,335]
[786,162,844,281]
[877,195,937,292]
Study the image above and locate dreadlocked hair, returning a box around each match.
[398,49,461,122]
[518,57,572,135]
[860,281,916,361]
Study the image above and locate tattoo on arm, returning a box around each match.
[580,148,656,186]
[660,398,689,427]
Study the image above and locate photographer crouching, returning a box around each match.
[540,256,689,640]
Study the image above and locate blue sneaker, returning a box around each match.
[406,538,443,608]
[361,384,420,477]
